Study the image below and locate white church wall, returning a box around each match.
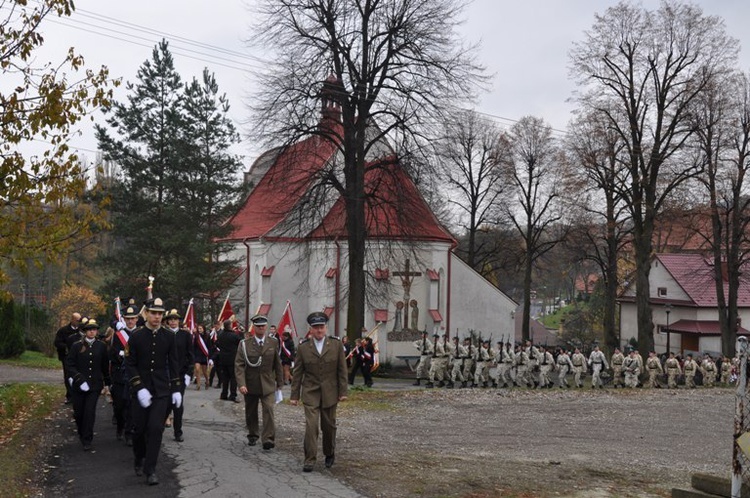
[448,254,516,341]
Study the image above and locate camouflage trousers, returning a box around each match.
[428,357,449,383]
[646,369,660,388]
[667,370,679,388]
[624,369,639,388]
[538,365,553,387]
[450,360,465,383]
[415,355,430,380]
[557,365,570,386]
[684,372,696,388]
[473,361,487,385]
[703,371,716,387]
[497,363,514,386]
[572,366,585,387]
[612,365,624,387]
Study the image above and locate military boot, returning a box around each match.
[412,378,421,386]
[425,381,435,388]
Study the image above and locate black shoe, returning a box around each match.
[325,455,335,468]
[134,459,144,476]
[303,464,314,472]
[437,381,445,387]
[64,398,72,405]
[247,436,257,446]
[82,443,92,452]
[147,473,159,485]
[116,431,123,441]
[174,433,184,442]
[262,441,274,450]
[220,395,228,400]
[412,379,421,386]
[425,382,434,388]
[125,436,133,447]
[229,397,240,403]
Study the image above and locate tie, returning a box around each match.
[259,340,263,347]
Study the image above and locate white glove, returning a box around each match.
[208,359,214,367]
[172,392,182,408]
[116,322,125,331]
[137,388,152,408]
[184,374,191,386]
[68,377,73,387]
[80,382,90,392]
[119,350,125,358]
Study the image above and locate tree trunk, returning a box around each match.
[522,244,533,343]
[633,228,655,355]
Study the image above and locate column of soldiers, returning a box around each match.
[410,335,738,391]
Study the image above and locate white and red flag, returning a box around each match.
[114,297,129,349]
[218,292,239,332]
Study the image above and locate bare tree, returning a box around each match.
[564,110,630,353]
[569,0,739,354]
[434,109,506,270]
[248,0,484,339]
[690,72,750,356]
[501,116,567,342]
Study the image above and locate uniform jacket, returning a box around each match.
[172,328,195,378]
[216,328,241,366]
[108,327,134,385]
[66,339,111,392]
[54,323,80,361]
[235,335,283,396]
[125,325,181,398]
[290,336,348,409]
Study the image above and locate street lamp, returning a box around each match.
[664,304,672,355]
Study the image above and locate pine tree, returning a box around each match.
[95,41,242,310]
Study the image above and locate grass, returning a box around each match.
[0,383,64,497]
[0,350,61,370]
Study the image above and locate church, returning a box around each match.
[220,85,517,365]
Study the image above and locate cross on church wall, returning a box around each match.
[393,258,422,329]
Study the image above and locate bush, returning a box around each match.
[0,297,24,359]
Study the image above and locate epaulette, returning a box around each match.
[328,335,341,341]
[299,338,309,344]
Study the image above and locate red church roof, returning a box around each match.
[224,136,454,244]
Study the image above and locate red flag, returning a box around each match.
[218,293,239,331]
[277,301,298,339]
[183,298,197,333]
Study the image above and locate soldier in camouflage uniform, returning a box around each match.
[473,340,491,387]
[515,345,532,388]
[587,345,609,389]
[645,351,663,388]
[720,356,732,385]
[461,339,476,388]
[525,341,541,388]
[447,337,466,388]
[556,348,573,388]
[610,348,625,388]
[412,331,433,386]
[665,352,682,388]
[571,348,587,388]
[537,345,555,389]
[700,354,717,387]
[425,334,443,388]
[622,349,640,388]
[683,353,698,388]
[496,342,515,388]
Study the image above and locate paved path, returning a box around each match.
[1,364,376,497]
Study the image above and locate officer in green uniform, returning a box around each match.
[290,312,348,472]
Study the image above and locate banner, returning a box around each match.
[218,292,239,331]
[183,298,197,333]
[365,322,382,373]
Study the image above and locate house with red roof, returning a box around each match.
[219,92,517,364]
[618,253,750,355]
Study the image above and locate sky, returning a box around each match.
[33,0,750,168]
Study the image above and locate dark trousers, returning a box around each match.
[71,390,100,444]
[110,383,132,437]
[218,363,236,399]
[348,359,362,384]
[361,363,373,386]
[164,384,186,437]
[209,361,220,386]
[131,396,170,476]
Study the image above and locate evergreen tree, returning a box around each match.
[95,41,242,310]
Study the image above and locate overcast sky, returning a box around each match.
[35,0,750,166]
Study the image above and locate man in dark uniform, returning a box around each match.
[163,308,194,442]
[110,304,139,445]
[54,312,82,404]
[290,312,348,472]
[235,314,283,449]
[126,298,182,486]
[216,319,241,402]
[66,319,110,451]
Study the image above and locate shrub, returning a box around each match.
[0,297,24,359]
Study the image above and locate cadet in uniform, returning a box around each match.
[447,336,464,388]
[556,348,573,388]
[413,331,432,386]
[110,304,139,445]
[236,314,283,450]
[515,345,532,387]
[683,353,698,388]
[290,312,348,472]
[571,348,587,388]
[163,309,193,442]
[55,312,82,404]
[610,348,625,388]
[474,340,491,388]
[665,351,682,389]
[426,333,445,388]
[701,354,717,387]
[587,345,609,389]
[217,319,241,402]
[645,351,663,388]
[622,349,640,388]
[720,356,732,385]
[66,319,110,451]
[126,298,182,485]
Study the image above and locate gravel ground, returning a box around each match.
[273,384,734,497]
